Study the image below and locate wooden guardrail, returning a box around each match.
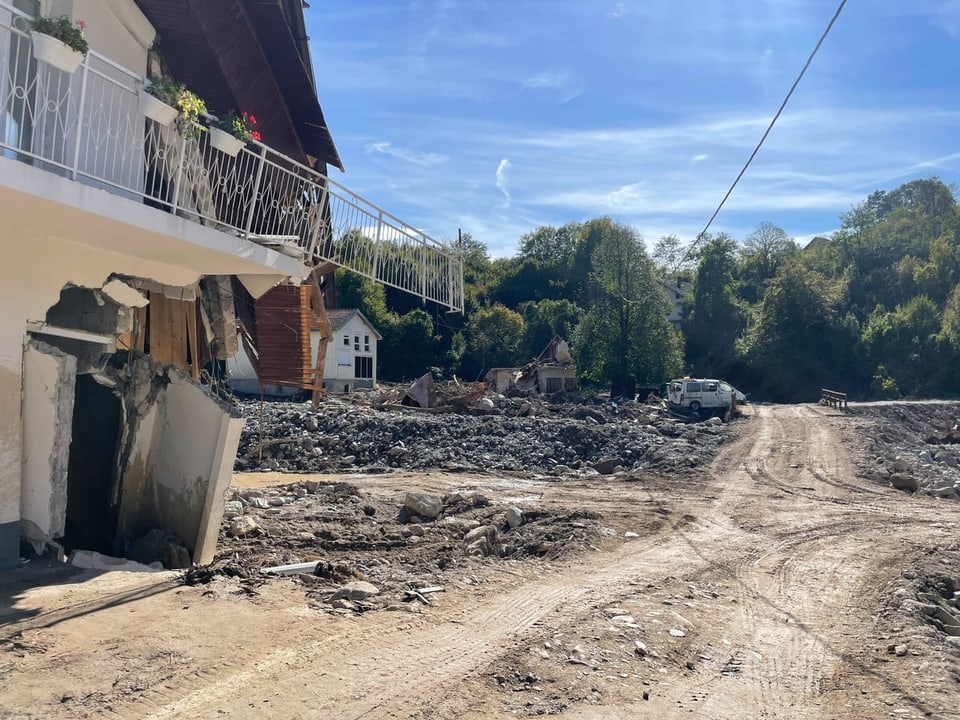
[820,388,847,410]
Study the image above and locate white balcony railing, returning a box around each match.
[0,3,464,312]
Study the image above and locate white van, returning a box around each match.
[667,378,745,413]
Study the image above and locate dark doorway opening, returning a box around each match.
[61,375,121,554]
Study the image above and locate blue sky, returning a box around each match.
[306,1,960,257]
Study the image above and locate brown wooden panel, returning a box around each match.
[254,284,313,388]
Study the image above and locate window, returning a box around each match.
[343,335,349,347]
[355,356,373,379]
[686,382,702,393]
[354,335,360,351]
[545,377,562,393]
[364,334,370,352]
[704,382,718,392]
[564,378,579,392]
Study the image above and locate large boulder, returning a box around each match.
[404,492,444,519]
[330,581,380,602]
[890,473,919,492]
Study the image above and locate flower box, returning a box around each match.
[208,126,246,157]
[138,89,179,126]
[30,31,83,74]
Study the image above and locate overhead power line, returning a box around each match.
[683,0,849,262]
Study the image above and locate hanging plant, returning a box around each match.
[209,111,261,143]
[142,77,207,139]
[31,15,89,55]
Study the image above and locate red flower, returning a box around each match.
[252,131,262,141]
[248,115,257,125]
[77,19,87,29]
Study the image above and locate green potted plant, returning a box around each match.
[137,77,207,139]
[207,111,261,157]
[139,77,206,138]
[30,15,89,74]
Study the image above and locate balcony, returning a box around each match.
[0,3,464,311]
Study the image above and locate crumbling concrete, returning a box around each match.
[113,353,245,565]
[19,339,77,553]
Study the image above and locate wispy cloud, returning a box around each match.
[607,2,627,20]
[521,71,584,104]
[496,157,512,208]
[691,154,709,164]
[367,141,448,167]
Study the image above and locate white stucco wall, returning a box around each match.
[0,156,297,562]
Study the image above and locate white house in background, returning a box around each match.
[318,309,381,393]
[659,278,690,330]
[227,308,381,396]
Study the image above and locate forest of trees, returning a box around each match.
[335,176,960,402]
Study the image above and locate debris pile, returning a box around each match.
[846,403,960,499]
[187,480,605,612]
[234,396,732,476]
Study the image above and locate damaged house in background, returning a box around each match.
[485,336,580,395]
[0,0,463,569]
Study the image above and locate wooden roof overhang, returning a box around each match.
[135,0,342,171]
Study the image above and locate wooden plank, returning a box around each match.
[185,296,200,381]
[309,270,330,406]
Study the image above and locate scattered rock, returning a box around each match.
[404,493,444,520]
[463,525,502,557]
[228,516,259,538]
[890,473,919,492]
[668,627,687,638]
[330,581,380,602]
[505,507,524,529]
[223,500,244,519]
[594,458,625,475]
[624,531,640,539]
[634,640,648,657]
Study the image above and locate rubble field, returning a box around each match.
[193,394,737,612]
[843,401,960,498]
[4,402,960,720]
[233,393,731,476]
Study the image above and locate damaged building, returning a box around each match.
[0,0,463,568]
[485,337,580,396]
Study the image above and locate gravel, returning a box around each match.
[233,396,734,477]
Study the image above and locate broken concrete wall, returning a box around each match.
[19,339,77,553]
[114,353,244,565]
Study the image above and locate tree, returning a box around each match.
[737,222,800,304]
[651,234,694,278]
[573,220,682,397]
[466,304,525,372]
[379,309,437,382]
[862,296,944,397]
[740,262,860,401]
[684,234,745,378]
[518,223,580,271]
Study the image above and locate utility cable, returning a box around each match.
[682,0,849,264]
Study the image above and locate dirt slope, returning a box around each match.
[1,404,958,719]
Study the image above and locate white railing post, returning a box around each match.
[243,144,267,236]
[307,178,330,256]
[170,128,187,214]
[420,235,427,303]
[70,58,90,180]
[371,209,382,279]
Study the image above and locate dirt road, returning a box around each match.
[2,404,958,719]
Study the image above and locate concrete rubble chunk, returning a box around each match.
[330,581,380,602]
[463,525,502,557]
[505,507,524,529]
[404,492,444,519]
[228,516,259,537]
[223,500,244,519]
